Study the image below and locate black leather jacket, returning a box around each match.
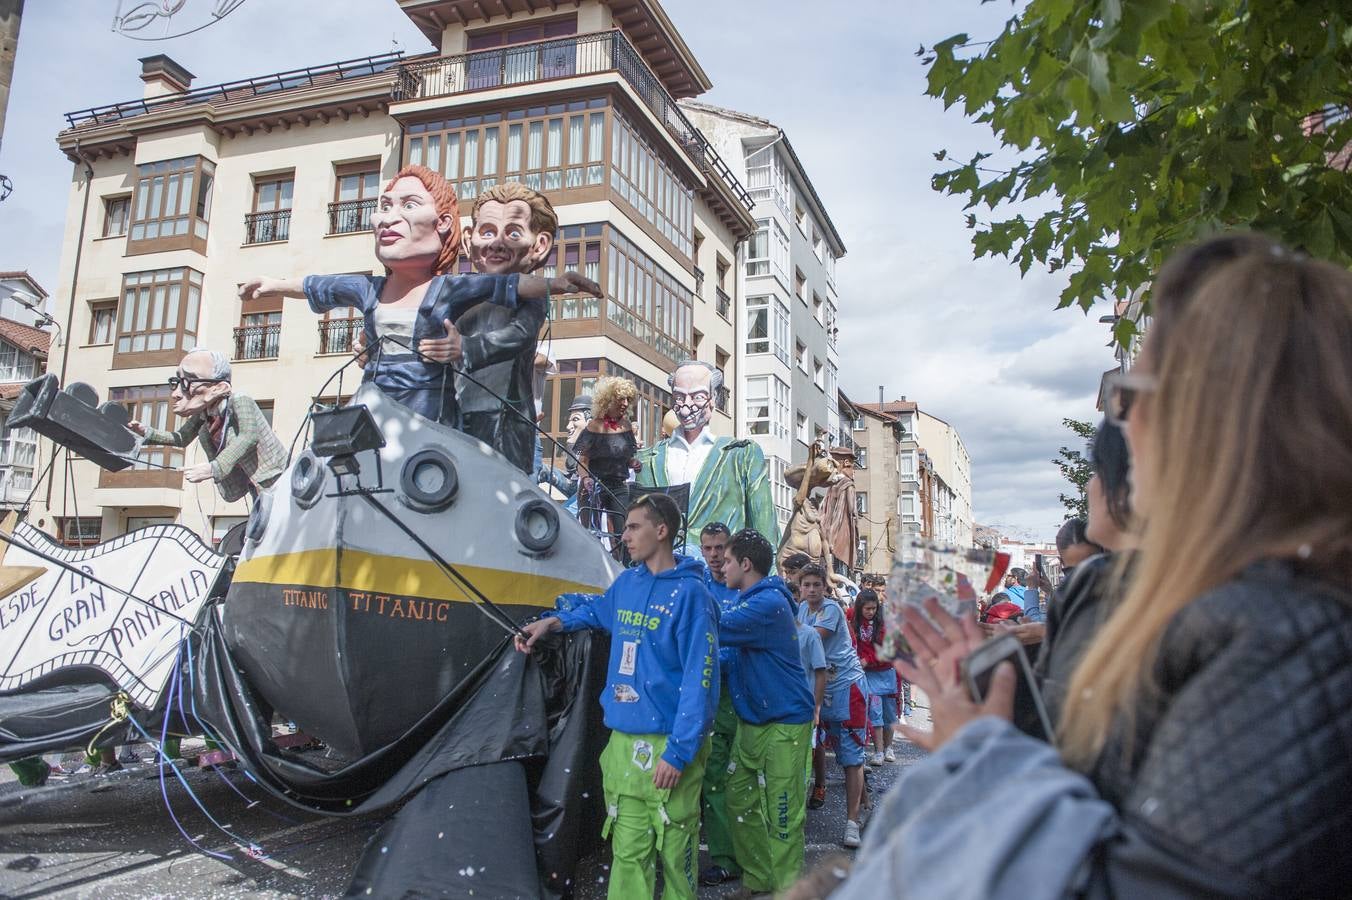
[1084,560,1352,897]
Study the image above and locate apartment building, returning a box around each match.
[915,409,974,548]
[34,0,755,547]
[0,273,52,511]
[681,102,846,527]
[849,403,900,575]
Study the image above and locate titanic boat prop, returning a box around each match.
[0,378,620,899]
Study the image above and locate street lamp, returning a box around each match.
[8,290,61,346]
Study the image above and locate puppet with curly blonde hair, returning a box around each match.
[574,376,640,560]
[237,169,600,426]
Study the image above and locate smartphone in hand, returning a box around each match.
[960,632,1055,743]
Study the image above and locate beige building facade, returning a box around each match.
[915,409,974,548]
[33,0,755,547]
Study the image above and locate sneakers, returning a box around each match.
[842,819,862,849]
[883,747,896,763]
[869,750,884,766]
[809,784,827,809]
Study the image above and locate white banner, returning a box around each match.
[0,522,226,709]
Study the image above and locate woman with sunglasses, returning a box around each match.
[829,235,1352,898]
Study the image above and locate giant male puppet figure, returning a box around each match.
[454,183,557,473]
[129,349,286,501]
[634,359,780,555]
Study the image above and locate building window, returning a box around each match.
[856,537,868,570]
[319,307,362,354]
[407,98,615,228]
[795,411,808,444]
[57,517,102,548]
[114,267,202,368]
[901,450,917,479]
[852,414,865,431]
[901,491,918,520]
[813,358,824,391]
[825,300,838,349]
[794,200,807,234]
[109,385,183,471]
[245,173,293,244]
[235,311,282,360]
[465,14,578,50]
[745,294,789,365]
[812,292,823,323]
[715,347,730,414]
[255,400,275,426]
[605,227,692,363]
[0,341,36,382]
[611,109,695,257]
[127,155,214,253]
[795,340,807,373]
[795,268,807,304]
[826,360,838,399]
[103,195,130,238]
[745,143,791,218]
[540,222,604,319]
[770,455,792,523]
[899,413,915,440]
[856,446,868,469]
[463,15,580,87]
[210,515,249,549]
[330,161,381,235]
[745,375,789,440]
[0,421,37,494]
[746,218,789,283]
[856,492,868,515]
[88,300,117,345]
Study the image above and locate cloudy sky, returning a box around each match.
[0,0,1113,541]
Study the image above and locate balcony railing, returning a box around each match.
[328,198,376,235]
[716,287,731,321]
[244,209,291,245]
[318,318,362,355]
[234,324,281,360]
[693,265,704,297]
[394,30,753,212]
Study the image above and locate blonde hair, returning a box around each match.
[592,376,638,420]
[1059,244,1352,767]
[472,183,559,242]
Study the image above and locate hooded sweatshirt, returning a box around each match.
[718,575,814,726]
[552,554,718,771]
[704,567,741,679]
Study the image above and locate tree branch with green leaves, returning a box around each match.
[924,0,1352,345]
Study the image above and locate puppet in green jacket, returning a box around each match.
[634,360,780,556]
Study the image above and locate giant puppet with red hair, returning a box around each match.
[239,165,598,427]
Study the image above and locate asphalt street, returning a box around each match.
[0,715,927,899]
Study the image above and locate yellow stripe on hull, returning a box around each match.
[233,548,606,607]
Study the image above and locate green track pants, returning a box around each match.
[600,731,710,900]
[700,689,740,873]
[725,720,813,894]
[8,757,48,786]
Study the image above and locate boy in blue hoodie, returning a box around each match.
[696,522,743,887]
[719,529,815,894]
[516,493,717,900]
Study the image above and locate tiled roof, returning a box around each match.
[0,318,52,356]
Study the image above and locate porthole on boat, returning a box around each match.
[514,498,559,553]
[399,448,459,512]
[246,490,273,543]
[291,451,325,509]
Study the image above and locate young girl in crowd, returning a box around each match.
[851,590,899,765]
[831,235,1352,898]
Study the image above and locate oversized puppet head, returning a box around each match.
[373,165,462,276]
[170,349,233,417]
[565,394,592,444]
[466,183,558,275]
[668,360,721,441]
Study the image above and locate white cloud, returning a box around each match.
[0,0,1113,540]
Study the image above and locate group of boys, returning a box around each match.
[516,494,887,899]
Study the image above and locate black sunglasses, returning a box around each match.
[167,375,228,392]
